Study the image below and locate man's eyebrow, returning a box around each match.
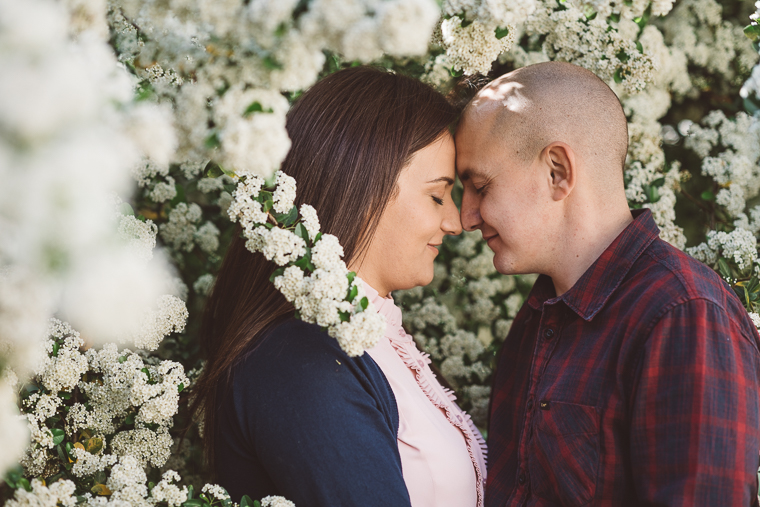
[426,176,455,185]
[458,168,484,182]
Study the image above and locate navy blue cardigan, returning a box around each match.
[214,318,412,506]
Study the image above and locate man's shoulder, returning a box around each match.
[625,237,751,327]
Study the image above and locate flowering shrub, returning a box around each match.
[228,171,385,357]
[2,0,760,503]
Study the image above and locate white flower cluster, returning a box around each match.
[749,312,760,331]
[0,0,179,421]
[5,478,77,507]
[5,463,289,507]
[687,229,758,273]
[20,317,189,478]
[261,496,297,507]
[524,1,655,93]
[229,172,385,356]
[684,111,760,219]
[107,0,439,183]
[437,0,533,75]
[118,215,158,262]
[440,17,516,75]
[661,0,759,83]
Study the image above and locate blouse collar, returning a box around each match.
[361,280,406,337]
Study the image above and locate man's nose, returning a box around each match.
[460,187,483,232]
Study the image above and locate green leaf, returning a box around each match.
[263,55,283,70]
[613,68,624,84]
[205,132,221,150]
[240,495,254,507]
[460,18,473,28]
[269,267,286,283]
[494,26,510,39]
[448,67,464,78]
[314,232,323,243]
[253,501,262,507]
[650,177,665,188]
[218,165,238,179]
[177,383,184,393]
[360,296,369,311]
[243,101,274,117]
[347,271,357,285]
[744,24,760,42]
[294,251,312,272]
[700,190,715,201]
[120,202,135,216]
[170,183,186,207]
[187,485,194,500]
[206,165,224,179]
[339,310,350,322]
[294,223,309,242]
[86,437,104,455]
[347,284,359,302]
[244,101,264,115]
[263,199,273,213]
[51,428,65,446]
[18,477,31,492]
[183,499,205,506]
[718,257,732,280]
[52,342,60,357]
[615,50,629,63]
[124,413,135,425]
[273,206,298,227]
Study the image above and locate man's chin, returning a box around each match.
[492,256,524,276]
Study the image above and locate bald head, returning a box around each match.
[460,62,628,187]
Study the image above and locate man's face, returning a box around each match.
[455,114,552,275]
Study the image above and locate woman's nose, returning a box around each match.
[443,198,463,236]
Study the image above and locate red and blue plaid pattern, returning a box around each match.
[486,209,760,507]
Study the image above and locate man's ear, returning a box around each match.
[542,142,576,201]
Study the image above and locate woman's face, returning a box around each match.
[355,133,462,296]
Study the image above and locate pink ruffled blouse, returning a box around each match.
[364,283,487,507]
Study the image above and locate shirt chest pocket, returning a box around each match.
[528,401,600,507]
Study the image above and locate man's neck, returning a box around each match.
[548,207,633,297]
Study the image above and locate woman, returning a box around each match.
[192,66,486,506]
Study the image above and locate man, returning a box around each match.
[456,61,760,506]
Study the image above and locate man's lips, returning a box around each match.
[483,234,499,246]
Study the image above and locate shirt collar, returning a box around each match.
[526,208,659,321]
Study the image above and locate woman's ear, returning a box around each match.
[543,142,576,201]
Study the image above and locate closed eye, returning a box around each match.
[432,196,444,205]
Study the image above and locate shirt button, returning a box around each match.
[518,472,526,485]
[543,328,555,339]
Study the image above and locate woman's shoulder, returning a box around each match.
[236,318,355,374]
[231,318,393,403]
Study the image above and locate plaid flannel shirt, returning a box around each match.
[486,209,760,507]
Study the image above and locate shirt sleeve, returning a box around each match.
[230,321,412,507]
[629,298,760,506]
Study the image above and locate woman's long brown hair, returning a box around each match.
[191,66,458,473]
